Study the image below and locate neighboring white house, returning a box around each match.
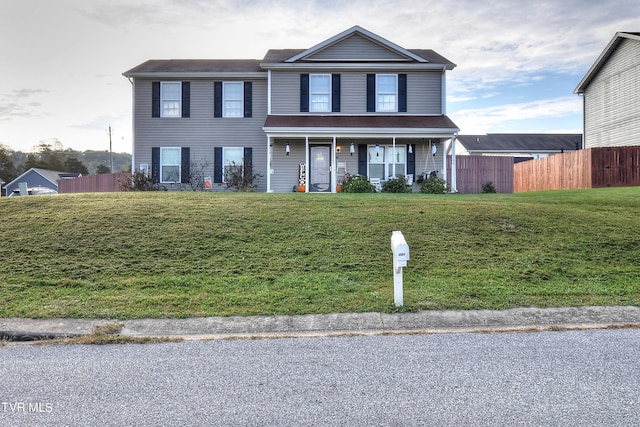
[574,32,640,149]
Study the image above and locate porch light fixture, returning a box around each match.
[336,146,341,153]
[286,143,290,155]
[350,142,355,156]
[375,144,380,157]
[432,145,437,156]
[408,144,413,154]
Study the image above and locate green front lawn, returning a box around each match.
[1,188,639,318]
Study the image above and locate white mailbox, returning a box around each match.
[390,231,410,307]
[391,231,410,268]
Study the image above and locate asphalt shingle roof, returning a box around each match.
[456,134,582,152]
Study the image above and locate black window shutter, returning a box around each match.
[243,147,252,171]
[300,74,309,112]
[214,82,222,118]
[152,82,160,117]
[181,147,190,183]
[244,82,252,118]
[332,74,341,112]
[407,145,415,176]
[151,147,160,181]
[214,147,223,183]
[366,74,375,112]
[181,82,190,118]
[398,74,407,112]
[358,144,368,176]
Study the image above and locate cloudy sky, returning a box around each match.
[0,0,637,153]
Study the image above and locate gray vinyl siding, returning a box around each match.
[270,70,443,114]
[307,33,410,61]
[270,139,306,192]
[584,38,640,148]
[133,78,269,191]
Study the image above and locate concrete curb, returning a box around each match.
[3,306,640,342]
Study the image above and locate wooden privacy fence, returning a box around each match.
[514,147,640,192]
[446,155,514,193]
[58,173,129,193]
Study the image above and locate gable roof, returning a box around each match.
[457,134,582,153]
[261,26,455,69]
[285,25,427,63]
[574,32,640,94]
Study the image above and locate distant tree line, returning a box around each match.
[0,140,131,184]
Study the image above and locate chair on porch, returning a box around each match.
[370,177,382,192]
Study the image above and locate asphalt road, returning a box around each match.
[2,329,639,426]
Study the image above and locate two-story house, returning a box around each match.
[123,26,459,192]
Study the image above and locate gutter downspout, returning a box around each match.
[126,76,135,173]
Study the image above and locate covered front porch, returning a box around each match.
[266,135,457,193]
[264,115,459,193]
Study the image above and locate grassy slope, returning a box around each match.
[1,188,639,319]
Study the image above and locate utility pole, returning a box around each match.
[108,126,113,172]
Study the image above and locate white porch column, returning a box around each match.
[266,135,272,192]
[450,134,458,193]
[305,136,309,192]
[392,137,396,178]
[332,136,337,193]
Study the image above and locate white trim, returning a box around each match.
[441,69,446,115]
[267,70,272,115]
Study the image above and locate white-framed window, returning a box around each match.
[223,147,244,182]
[160,147,181,183]
[376,74,397,112]
[310,74,331,112]
[223,82,243,117]
[161,82,181,117]
[368,145,406,181]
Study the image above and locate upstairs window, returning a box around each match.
[161,82,182,117]
[376,74,397,112]
[214,82,252,118]
[309,74,331,112]
[223,82,243,117]
[152,81,189,118]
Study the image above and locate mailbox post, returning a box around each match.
[390,231,410,307]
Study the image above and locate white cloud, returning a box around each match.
[450,96,583,134]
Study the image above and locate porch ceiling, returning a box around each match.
[263,115,459,137]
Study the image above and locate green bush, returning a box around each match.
[419,176,448,194]
[341,174,376,193]
[381,176,412,193]
[482,181,497,193]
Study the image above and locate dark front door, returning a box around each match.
[309,145,331,192]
